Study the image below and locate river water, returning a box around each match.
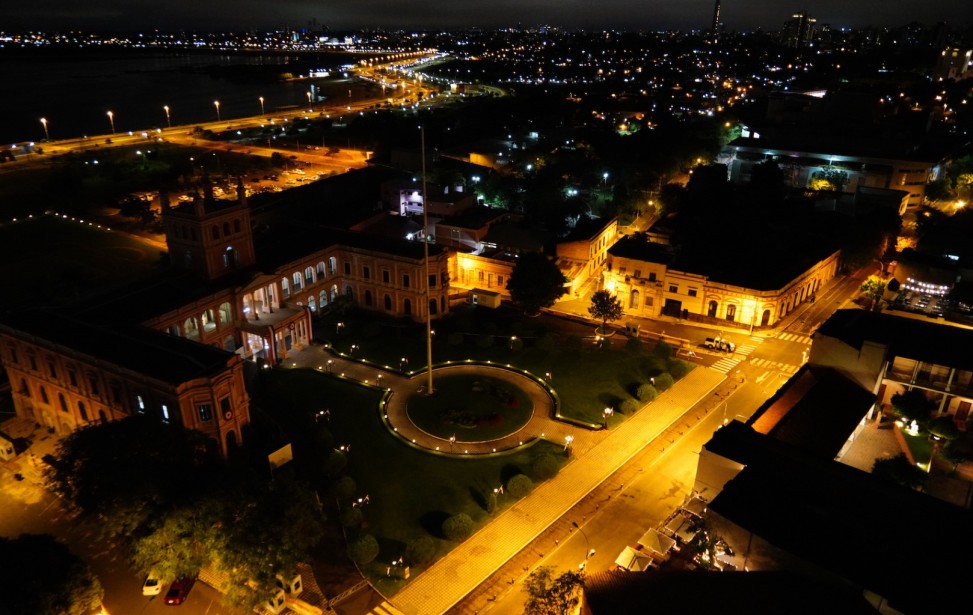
[0,49,366,144]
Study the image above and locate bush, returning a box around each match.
[347,534,379,565]
[405,536,437,566]
[637,384,659,402]
[531,454,561,480]
[331,475,356,499]
[340,506,363,528]
[653,340,674,360]
[620,399,640,415]
[653,373,675,391]
[641,356,667,377]
[668,359,693,379]
[507,473,534,498]
[477,335,495,349]
[625,337,643,353]
[442,513,474,541]
[448,332,464,346]
[325,449,347,478]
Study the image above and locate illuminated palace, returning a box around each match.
[0,181,450,454]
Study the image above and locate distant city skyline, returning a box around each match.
[0,0,964,34]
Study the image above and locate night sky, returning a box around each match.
[1,0,963,32]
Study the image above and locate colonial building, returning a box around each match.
[556,217,619,296]
[604,235,840,329]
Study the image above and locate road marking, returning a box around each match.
[755,370,771,384]
[710,357,741,374]
[778,332,813,345]
[367,602,406,615]
[750,358,800,374]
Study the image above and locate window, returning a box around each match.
[292,272,302,291]
[364,290,373,306]
[429,274,437,288]
[648,272,657,282]
[40,386,49,404]
[19,379,29,396]
[384,295,392,310]
[646,297,654,307]
[497,275,504,286]
[317,262,326,278]
[281,277,290,298]
[110,384,121,405]
[478,271,484,282]
[630,289,640,309]
[344,262,352,275]
[78,402,88,421]
[726,304,737,321]
[329,256,337,275]
[59,393,68,412]
[219,302,232,325]
[211,226,219,240]
[668,285,678,293]
[28,355,37,371]
[67,368,78,387]
[8,348,17,364]
[363,266,371,280]
[634,269,642,279]
[223,222,230,237]
[402,273,411,288]
[305,266,314,284]
[137,395,145,411]
[220,397,232,419]
[198,404,213,421]
[688,288,698,297]
[47,359,57,378]
[88,375,100,396]
[382,269,391,284]
[161,404,170,423]
[619,267,627,275]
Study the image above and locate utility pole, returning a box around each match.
[422,125,434,394]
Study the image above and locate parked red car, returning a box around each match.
[164,577,196,606]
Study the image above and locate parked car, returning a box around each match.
[142,571,163,596]
[164,577,196,605]
[703,336,736,353]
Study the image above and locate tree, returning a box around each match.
[506,252,569,315]
[889,389,936,425]
[0,534,104,615]
[859,276,890,312]
[405,536,437,566]
[523,566,583,615]
[588,289,623,334]
[442,513,474,541]
[531,454,561,480]
[619,399,640,415]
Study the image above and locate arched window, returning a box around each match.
[726,304,737,321]
[292,272,303,291]
[19,379,30,397]
[384,294,392,310]
[761,309,772,327]
[58,393,68,412]
[218,302,232,325]
[320,290,328,307]
[184,317,199,340]
[403,298,412,315]
[329,256,337,275]
[630,289,640,309]
[211,225,220,240]
[308,296,317,311]
[345,286,354,298]
[78,401,88,421]
[223,222,231,236]
[40,386,49,404]
[304,266,314,284]
[99,409,107,423]
[167,324,180,336]
[317,261,326,278]
[429,299,438,315]
[708,301,718,318]
[330,285,338,302]
[201,309,217,332]
[281,277,290,298]
[364,290,373,306]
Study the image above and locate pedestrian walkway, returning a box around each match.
[389,367,725,615]
[710,356,741,374]
[750,358,800,375]
[777,332,814,345]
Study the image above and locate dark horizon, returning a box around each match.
[0,0,965,35]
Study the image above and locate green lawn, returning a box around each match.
[260,368,565,593]
[405,374,533,442]
[318,308,689,425]
[901,430,933,466]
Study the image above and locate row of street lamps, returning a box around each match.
[35,93,311,141]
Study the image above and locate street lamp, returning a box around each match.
[603,406,614,428]
[572,521,596,575]
[163,105,171,128]
[602,172,609,185]
[306,90,313,111]
[564,434,574,454]
[259,96,265,115]
[326,359,334,373]
[214,100,221,122]
[40,117,49,141]
[106,110,115,134]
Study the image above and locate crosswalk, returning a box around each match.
[750,358,800,375]
[709,338,761,374]
[777,332,813,345]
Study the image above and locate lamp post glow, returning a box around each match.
[306,90,313,111]
[40,117,49,141]
[603,406,614,428]
[259,96,265,115]
[214,100,221,122]
[106,110,115,134]
[163,105,171,128]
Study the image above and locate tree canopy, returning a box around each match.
[523,566,583,615]
[47,416,325,611]
[0,534,103,615]
[588,289,623,334]
[506,252,568,314]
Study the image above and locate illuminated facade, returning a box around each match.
[604,236,840,329]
